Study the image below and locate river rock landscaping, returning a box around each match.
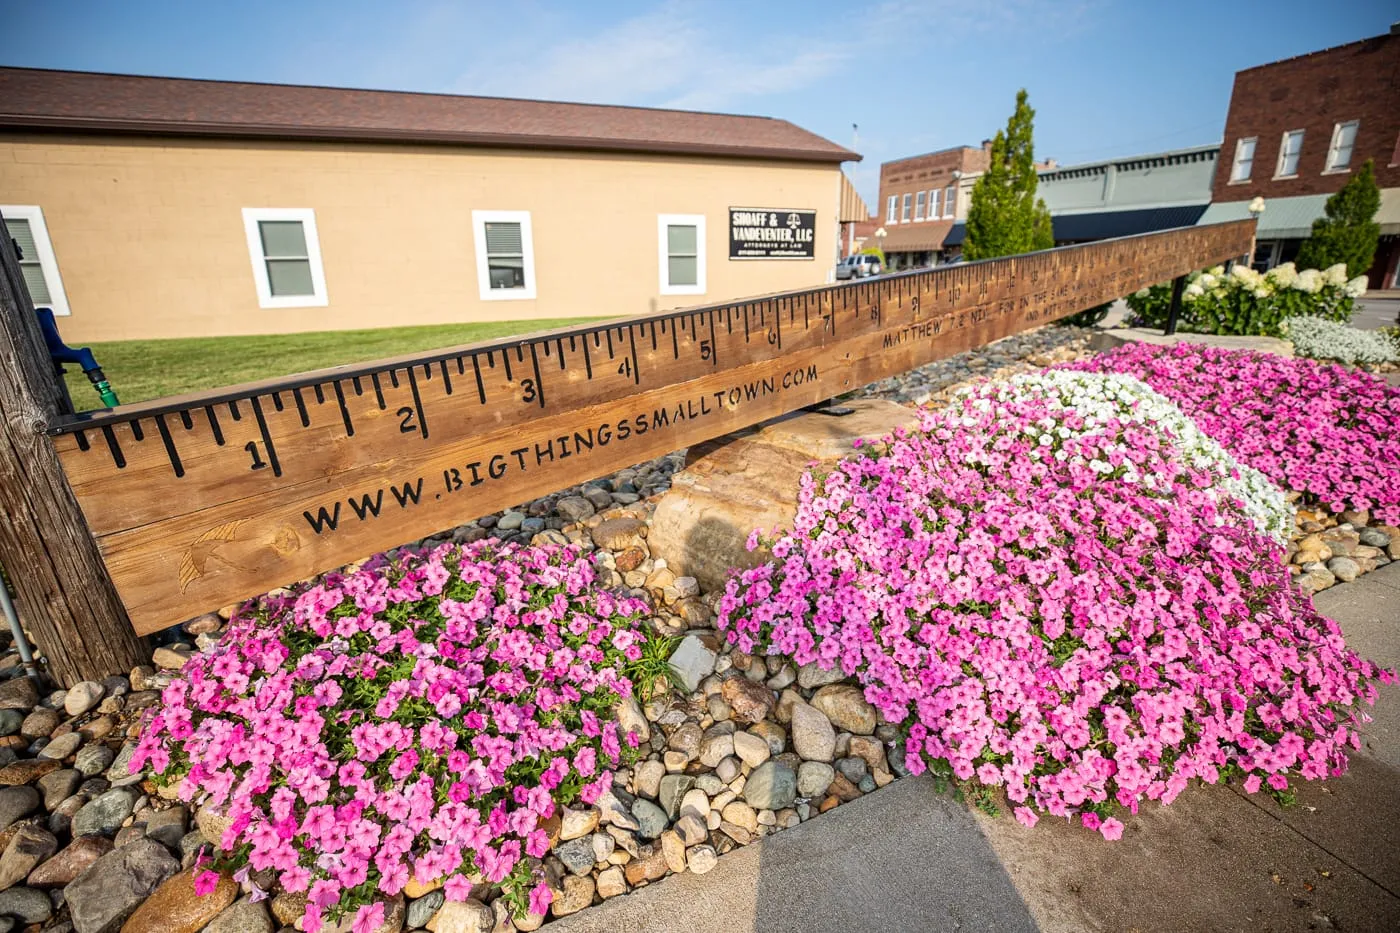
[0,325,1393,932]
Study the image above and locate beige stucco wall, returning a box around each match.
[0,133,843,342]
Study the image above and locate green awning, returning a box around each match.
[1199,189,1400,239]
[1197,195,1331,239]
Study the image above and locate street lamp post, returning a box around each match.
[874,226,887,272]
[1247,197,1266,269]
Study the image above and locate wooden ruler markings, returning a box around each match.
[49,222,1255,633]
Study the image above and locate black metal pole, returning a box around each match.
[1164,274,1186,336]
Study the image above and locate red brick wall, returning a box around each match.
[875,146,988,226]
[1213,33,1400,203]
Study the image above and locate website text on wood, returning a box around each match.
[46,220,1256,636]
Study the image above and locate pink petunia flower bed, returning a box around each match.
[1069,343,1400,525]
[717,370,1390,837]
[133,541,648,931]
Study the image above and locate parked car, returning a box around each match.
[835,254,882,279]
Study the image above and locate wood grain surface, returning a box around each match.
[49,221,1255,634]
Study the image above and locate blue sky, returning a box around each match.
[3,0,1394,206]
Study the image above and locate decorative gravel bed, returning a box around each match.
[0,325,1391,932]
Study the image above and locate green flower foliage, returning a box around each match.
[1126,263,1365,337]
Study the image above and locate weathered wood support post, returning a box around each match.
[1164,274,1187,336]
[0,211,147,686]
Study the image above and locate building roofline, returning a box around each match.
[1039,143,1220,179]
[0,66,860,164]
[1,114,857,164]
[1,65,804,124]
[879,144,983,168]
[1233,31,1394,76]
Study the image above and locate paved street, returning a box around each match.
[552,563,1400,933]
[1354,296,1399,331]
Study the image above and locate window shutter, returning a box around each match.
[5,217,37,260]
[3,218,52,304]
[485,222,523,256]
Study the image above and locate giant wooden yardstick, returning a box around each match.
[48,222,1255,635]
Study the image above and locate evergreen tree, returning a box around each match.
[1296,160,1382,277]
[964,89,1055,261]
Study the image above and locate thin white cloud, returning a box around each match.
[449,1,856,111]
[444,0,1098,112]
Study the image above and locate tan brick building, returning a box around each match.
[0,68,858,342]
[1197,25,1400,286]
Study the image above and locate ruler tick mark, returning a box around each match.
[101,426,125,469]
[406,367,429,439]
[528,343,547,409]
[333,382,354,437]
[156,415,185,478]
[293,389,310,427]
[250,398,282,477]
[439,360,453,395]
[471,354,486,404]
[205,406,224,446]
[129,420,144,442]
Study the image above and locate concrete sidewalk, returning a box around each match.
[552,564,1400,933]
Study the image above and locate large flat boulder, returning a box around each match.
[648,399,919,592]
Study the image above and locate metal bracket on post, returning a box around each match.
[1164,274,1186,336]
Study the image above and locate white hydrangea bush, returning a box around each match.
[954,371,1294,545]
[1130,262,1367,336]
[1285,316,1400,365]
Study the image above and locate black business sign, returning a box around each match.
[728,207,817,260]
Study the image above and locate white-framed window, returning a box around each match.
[944,186,956,218]
[901,193,911,222]
[1230,137,1256,182]
[472,210,536,301]
[928,189,941,220]
[886,195,897,223]
[1,205,71,316]
[1326,121,1358,172]
[241,208,328,309]
[1276,130,1304,178]
[658,214,705,296]
[914,191,926,221]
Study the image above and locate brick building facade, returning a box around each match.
[871,144,990,268]
[1198,25,1400,287]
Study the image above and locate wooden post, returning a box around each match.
[0,211,147,686]
[1164,274,1186,336]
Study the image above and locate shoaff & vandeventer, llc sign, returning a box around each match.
[728,207,816,260]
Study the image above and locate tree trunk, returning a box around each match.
[0,211,147,685]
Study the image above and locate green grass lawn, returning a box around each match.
[61,318,604,409]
